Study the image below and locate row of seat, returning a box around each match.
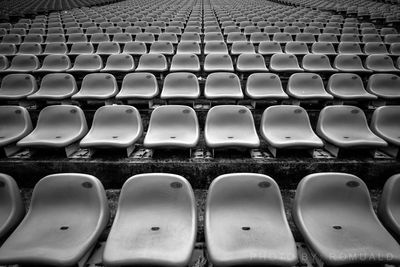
[1,72,400,102]
[1,172,400,266]
[0,104,398,158]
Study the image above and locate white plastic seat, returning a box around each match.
[302,54,337,73]
[378,174,400,239]
[116,73,158,100]
[0,173,24,242]
[311,42,337,55]
[69,42,94,55]
[285,41,309,55]
[327,73,377,100]
[236,53,267,73]
[364,42,388,55]
[287,73,333,101]
[366,55,400,73]
[204,54,234,72]
[333,54,372,73]
[367,74,400,99]
[0,55,8,70]
[80,105,142,156]
[204,41,228,54]
[269,53,303,72]
[161,73,200,99]
[205,105,259,149]
[135,53,168,73]
[122,41,147,55]
[35,54,71,72]
[43,42,68,55]
[96,42,120,55]
[2,54,39,72]
[103,173,196,266]
[337,42,363,55]
[101,54,135,72]
[293,173,400,265]
[176,42,201,55]
[144,105,199,149]
[17,43,42,55]
[0,74,37,100]
[206,173,297,266]
[90,33,110,44]
[258,41,282,55]
[170,54,200,72]
[72,73,118,100]
[317,106,387,156]
[0,44,16,56]
[230,41,255,55]
[261,105,323,156]
[0,173,109,266]
[68,54,103,73]
[205,73,243,99]
[245,73,288,100]
[28,73,78,100]
[149,41,174,55]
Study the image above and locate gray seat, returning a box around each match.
[72,73,118,100]
[269,53,303,72]
[101,54,135,72]
[302,54,337,72]
[236,53,267,73]
[0,173,109,266]
[294,172,400,265]
[1,54,39,73]
[205,73,243,99]
[204,54,234,72]
[103,173,196,267]
[28,73,77,100]
[367,74,400,99]
[135,53,168,73]
[365,55,400,73]
[287,73,333,100]
[245,73,288,100]
[68,54,103,73]
[170,54,200,72]
[35,54,71,73]
[0,74,37,100]
[378,174,400,239]
[116,73,158,100]
[206,173,297,266]
[333,54,372,73]
[161,72,200,100]
[327,73,377,100]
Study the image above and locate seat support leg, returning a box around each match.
[4,144,21,158]
[324,143,339,158]
[267,145,277,157]
[380,146,399,158]
[126,145,135,157]
[65,142,80,158]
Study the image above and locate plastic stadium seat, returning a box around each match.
[72,73,118,101]
[264,26,280,34]
[287,73,333,101]
[149,41,174,55]
[284,41,309,55]
[143,105,199,149]
[24,34,43,44]
[311,42,337,55]
[42,43,68,55]
[45,34,66,44]
[302,54,337,73]
[1,54,39,73]
[249,32,270,44]
[333,55,372,73]
[318,34,339,43]
[205,105,259,149]
[0,173,109,266]
[90,33,110,44]
[122,42,147,56]
[180,33,201,43]
[230,41,255,55]
[205,73,243,99]
[378,174,400,238]
[158,33,178,44]
[236,53,267,73]
[269,53,303,72]
[136,53,168,73]
[337,42,363,55]
[68,54,103,73]
[364,43,388,55]
[204,54,234,72]
[226,32,247,44]
[17,43,42,55]
[0,74,37,100]
[295,33,316,43]
[96,42,121,55]
[293,173,400,265]
[272,32,293,43]
[260,106,323,156]
[0,55,8,70]
[316,106,387,156]
[327,74,377,101]
[204,41,228,54]
[0,106,33,157]
[366,55,400,73]
[101,54,135,72]
[35,55,71,73]
[135,33,155,44]
[367,74,400,99]
[116,73,158,100]
[370,106,400,157]
[28,74,77,101]
[0,173,24,242]
[384,34,400,44]
[103,173,196,266]
[170,54,200,73]
[161,72,200,100]
[206,173,297,266]
[80,105,142,156]
[2,34,22,45]
[0,44,16,56]
[69,42,94,55]
[67,33,88,43]
[245,73,288,100]
[362,34,382,43]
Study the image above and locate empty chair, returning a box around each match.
[318,34,338,43]
[135,33,155,44]
[333,55,371,73]
[230,41,255,55]
[293,173,400,265]
[0,174,24,242]
[0,44,16,56]
[103,173,196,266]
[245,73,288,100]
[261,106,323,156]
[17,43,42,55]
[205,105,259,151]
[385,34,400,44]
[378,174,400,238]
[204,41,228,54]
[0,173,109,266]
[311,42,337,55]
[273,33,293,43]
[226,32,246,44]
[35,55,71,73]
[122,41,147,55]
[149,41,174,55]
[80,105,142,156]
[101,54,135,72]
[364,43,388,55]
[170,54,200,72]
[327,74,377,101]
[204,54,234,72]
[316,106,387,156]
[113,33,132,43]
[43,43,68,55]
[365,55,400,73]
[371,106,400,157]
[206,173,297,266]
[161,72,200,100]
[0,74,37,100]
[337,42,363,55]
[68,54,103,73]
[96,42,120,55]
[205,73,243,100]
[176,42,201,55]
[45,34,66,43]
[143,105,199,151]
[27,74,77,101]
[287,73,333,101]
[135,54,168,73]
[367,74,400,100]
[2,54,39,73]
[302,54,337,73]
[116,73,158,102]
[0,56,8,71]
[0,106,33,157]
[236,53,267,73]
[258,41,283,55]
[269,53,303,72]
[285,41,309,55]
[72,73,118,101]
[295,33,316,43]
